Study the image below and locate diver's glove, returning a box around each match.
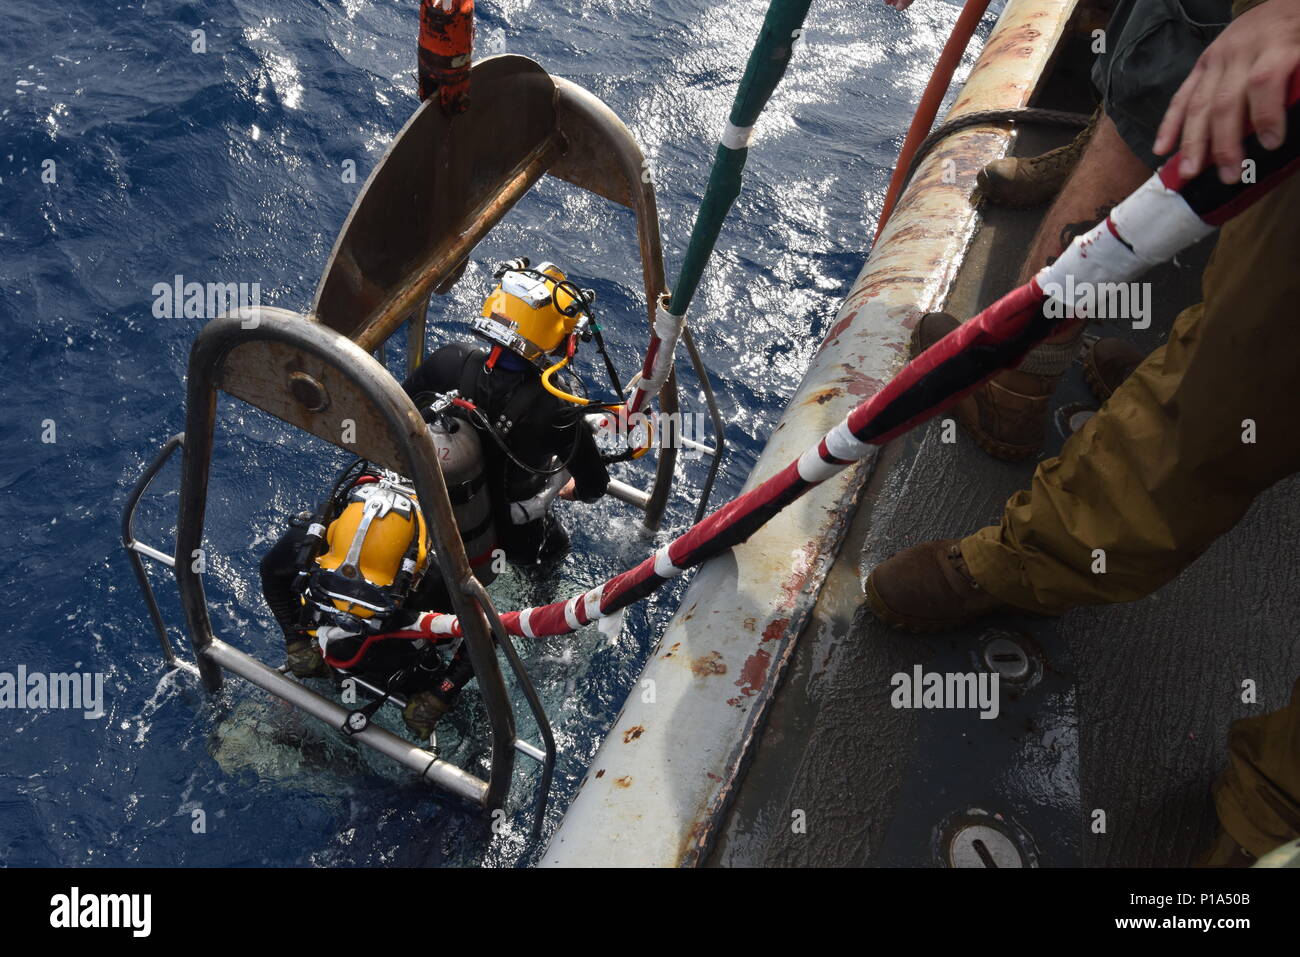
[402,688,455,743]
[285,639,330,679]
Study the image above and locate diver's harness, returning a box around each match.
[311,478,422,620]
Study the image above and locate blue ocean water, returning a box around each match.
[0,0,996,866]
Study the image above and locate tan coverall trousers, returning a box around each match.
[962,174,1300,611]
[960,172,1300,858]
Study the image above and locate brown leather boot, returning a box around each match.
[865,538,1027,633]
[977,109,1098,208]
[912,312,1059,461]
[1082,337,1145,401]
[403,689,453,742]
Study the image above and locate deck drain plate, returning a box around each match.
[983,636,1030,681]
[975,629,1044,687]
[939,810,1037,868]
[949,824,1022,867]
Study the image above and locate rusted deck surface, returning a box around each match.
[706,58,1300,867]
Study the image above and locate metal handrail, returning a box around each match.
[681,325,728,524]
[465,577,556,845]
[120,432,198,675]
[203,637,489,804]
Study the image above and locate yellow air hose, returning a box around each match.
[541,353,588,405]
[542,355,652,459]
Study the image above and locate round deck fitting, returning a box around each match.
[948,823,1025,868]
[976,629,1043,687]
[983,635,1030,682]
[939,810,1036,868]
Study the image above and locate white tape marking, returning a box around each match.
[721,122,756,150]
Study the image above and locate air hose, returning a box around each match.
[873,0,992,240]
[541,337,653,460]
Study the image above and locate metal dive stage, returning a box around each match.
[121,55,725,837]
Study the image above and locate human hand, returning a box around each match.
[1154,0,1300,183]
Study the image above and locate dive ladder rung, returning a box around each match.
[129,541,176,568]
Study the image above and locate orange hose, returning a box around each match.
[873,0,992,242]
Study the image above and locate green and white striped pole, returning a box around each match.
[629,0,814,413]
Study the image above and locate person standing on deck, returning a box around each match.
[925,0,1233,460]
[865,0,1300,863]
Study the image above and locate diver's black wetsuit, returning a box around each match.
[403,341,609,564]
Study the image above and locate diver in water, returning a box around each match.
[259,461,475,741]
[259,257,613,740]
[409,257,612,569]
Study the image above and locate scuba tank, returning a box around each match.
[424,403,499,585]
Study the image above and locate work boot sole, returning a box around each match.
[1082,358,1109,402]
[1081,338,1114,402]
[909,319,1042,462]
[952,411,1042,461]
[1082,339,1144,403]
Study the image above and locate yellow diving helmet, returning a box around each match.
[470,258,594,368]
[309,477,430,623]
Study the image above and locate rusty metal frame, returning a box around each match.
[173,306,517,811]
